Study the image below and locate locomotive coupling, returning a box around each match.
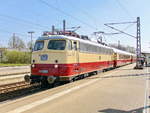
[47,76,56,84]
[24,75,31,83]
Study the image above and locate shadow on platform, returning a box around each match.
[98,106,150,113]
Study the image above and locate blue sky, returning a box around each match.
[0,0,149,51]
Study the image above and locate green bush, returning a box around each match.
[2,50,31,64]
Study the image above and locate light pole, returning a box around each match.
[28,31,34,64]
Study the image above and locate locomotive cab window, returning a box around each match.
[48,40,66,50]
[34,41,44,51]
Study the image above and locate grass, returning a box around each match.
[0,63,30,67]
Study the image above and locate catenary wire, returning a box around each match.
[115,0,134,19]
[63,0,98,30]
[0,14,50,30]
[37,0,97,30]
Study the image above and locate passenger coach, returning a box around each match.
[112,48,136,67]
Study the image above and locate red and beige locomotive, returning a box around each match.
[24,31,135,86]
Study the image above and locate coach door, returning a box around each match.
[113,53,117,67]
[73,41,80,74]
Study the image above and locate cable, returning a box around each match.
[0,14,50,29]
[64,0,98,29]
[115,0,134,19]
[0,27,29,38]
[0,29,29,48]
[37,0,97,30]
[122,23,135,31]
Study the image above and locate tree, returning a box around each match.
[27,41,34,51]
[8,33,26,50]
[2,50,30,64]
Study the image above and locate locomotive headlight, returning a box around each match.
[54,64,58,68]
[31,64,35,68]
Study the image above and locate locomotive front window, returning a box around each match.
[34,41,44,51]
[48,40,66,50]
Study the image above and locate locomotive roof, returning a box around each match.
[37,35,135,56]
[37,35,113,50]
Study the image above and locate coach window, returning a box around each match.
[67,40,72,50]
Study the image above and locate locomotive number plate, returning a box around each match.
[39,70,48,73]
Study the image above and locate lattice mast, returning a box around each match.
[136,17,141,60]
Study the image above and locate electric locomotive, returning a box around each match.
[24,32,135,86]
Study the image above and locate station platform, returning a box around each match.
[0,66,30,76]
[0,63,150,113]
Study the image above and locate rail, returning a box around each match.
[0,81,37,94]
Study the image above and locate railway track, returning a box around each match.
[0,81,31,94]
[0,73,30,86]
[0,72,30,77]
[0,68,115,102]
[0,81,40,102]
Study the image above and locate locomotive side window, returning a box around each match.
[98,47,102,54]
[34,41,44,51]
[73,41,77,50]
[79,42,86,52]
[79,42,113,55]
[67,40,72,50]
[89,45,92,53]
[48,40,66,50]
[93,46,97,53]
[85,44,89,52]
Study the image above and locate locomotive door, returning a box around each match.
[131,55,133,63]
[113,53,117,67]
[73,41,80,74]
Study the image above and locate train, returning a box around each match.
[24,32,136,86]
